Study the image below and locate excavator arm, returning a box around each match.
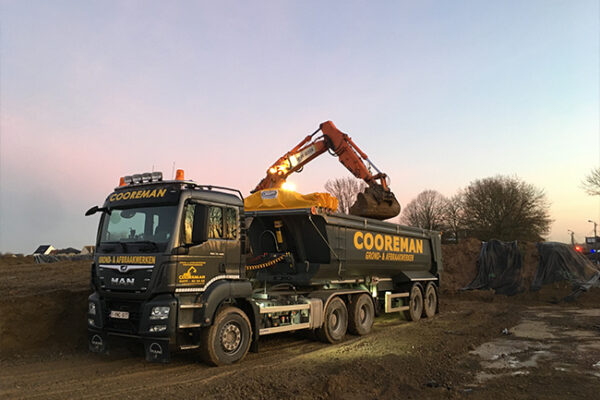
[252,121,401,220]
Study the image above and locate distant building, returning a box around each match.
[80,245,95,255]
[32,245,55,255]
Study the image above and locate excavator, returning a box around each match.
[252,121,401,220]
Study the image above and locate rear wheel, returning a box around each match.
[348,294,375,336]
[316,297,348,343]
[403,285,423,322]
[422,282,438,318]
[200,306,252,366]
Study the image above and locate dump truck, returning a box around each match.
[86,171,442,365]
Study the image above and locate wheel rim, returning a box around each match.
[412,289,422,314]
[359,305,367,324]
[330,310,340,330]
[220,322,242,354]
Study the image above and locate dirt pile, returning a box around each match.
[0,258,90,357]
[441,238,482,293]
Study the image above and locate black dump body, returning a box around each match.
[245,208,442,287]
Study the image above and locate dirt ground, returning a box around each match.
[1,254,599,399]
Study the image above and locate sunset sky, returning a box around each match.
[1,1,598,253]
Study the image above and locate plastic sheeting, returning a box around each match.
[464,240,524,295]
[532,242,600,291]
[464,240,600,296]
[244,189,338,212]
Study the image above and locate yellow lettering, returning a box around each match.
[353,232,364,250]
[393,236,400,252]
[400,237,409,252]
[141,190,151,198]
[374,234,384,251]
[416,240,423,254]
[149,189,157,198]
[109,193,117,202]
[115,193,124,201]
[122,192,131,200]
[384,235,392,251]
[409,239,416,253]
[364,233,374,250]
[157,188,167,197]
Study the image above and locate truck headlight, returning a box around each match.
[150,306,170,320]
[88,302,97,315]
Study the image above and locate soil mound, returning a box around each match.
[0,258,90,357]
[441,238,482,293]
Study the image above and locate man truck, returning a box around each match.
[86,122,442,365]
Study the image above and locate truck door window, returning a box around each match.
[208,206,223,239]
[224,208,237,239]
[183,204,195,244]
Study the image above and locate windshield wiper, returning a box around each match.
[100,241,128,253]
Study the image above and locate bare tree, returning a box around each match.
[462,175,552,242]
[444,193,465,242]
[400,190,448,231]
[582,167,600,196]
[324,177,367,214]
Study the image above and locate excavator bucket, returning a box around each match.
[349,186,401,220]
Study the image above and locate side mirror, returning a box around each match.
[85,206,99,216]
[191,205,209,244]
[85,206,108,216]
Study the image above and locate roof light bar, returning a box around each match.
[119,171,167,186]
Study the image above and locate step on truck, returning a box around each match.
[86,170,442,365]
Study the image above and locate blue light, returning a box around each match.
[591,249,596,253]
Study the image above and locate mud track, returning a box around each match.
[1,257,599,399]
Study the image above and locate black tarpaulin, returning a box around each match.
[532,242,600,291]
[464,240,523,295]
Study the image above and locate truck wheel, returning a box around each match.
[316,297,348,343]
[422,282,438,318]
[348,294,375,336]
[200,306,252,366]
[403,285,423,322]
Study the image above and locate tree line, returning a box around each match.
[325,175,552,243]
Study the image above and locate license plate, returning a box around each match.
[110,310,130,319]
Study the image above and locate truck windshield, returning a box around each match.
[99,205,178,252]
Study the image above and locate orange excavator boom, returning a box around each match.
[252,121,401,220]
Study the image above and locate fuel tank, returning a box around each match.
[245,208,442,287]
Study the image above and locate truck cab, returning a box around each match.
[87,171,254,363]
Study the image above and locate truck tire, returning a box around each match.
[200,306,252,366]
[422,282,438,318]
[348,294,375,336]
[403,285,423,322]
[316,297,348,343]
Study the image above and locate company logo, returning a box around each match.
[178,266,205,285]
[111,277,135,286]
[91,334,103,346]
[149,342,163,355]
[261,190,278,200]
[353,231,424,262]
[119,265,128,272]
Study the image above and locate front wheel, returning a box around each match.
[200,306,252,366]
